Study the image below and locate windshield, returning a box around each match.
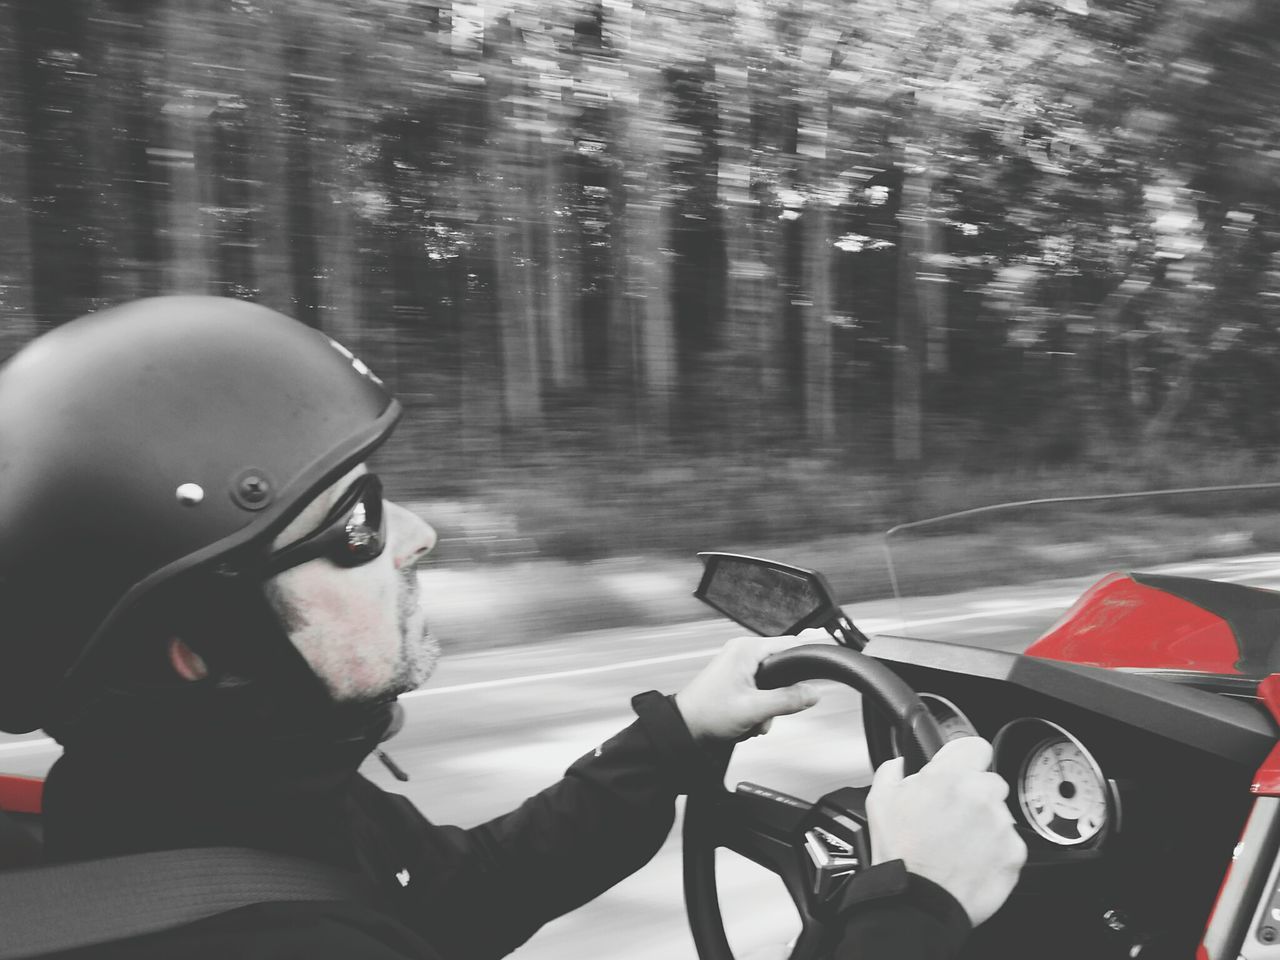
[879,483,1280,656]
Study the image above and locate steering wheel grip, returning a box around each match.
[756,644,944,775]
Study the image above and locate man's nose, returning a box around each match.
[387,501,437,568]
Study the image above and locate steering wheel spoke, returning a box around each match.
[707,784,813,890]
[685,783,826,955]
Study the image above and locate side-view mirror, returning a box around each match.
[693,552,868,649]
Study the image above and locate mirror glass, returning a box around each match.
[699,555,831,636]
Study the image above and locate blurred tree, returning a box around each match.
[618,0,677,434]
[1,0,1279,502]
[91,4,157,305]
[0,1,34,353]
[15,0,102,325]
[716,51,781,440]
[484,9,544,426]
[306,3,367,345]
[794,12,839,442]
[156,0,215,294]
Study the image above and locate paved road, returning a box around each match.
[4,553,1280,958]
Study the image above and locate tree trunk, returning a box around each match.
[485,18,542,427]
[299,16,363,344]
[313,92,361,346]
[631,193,675,433]
[519,137,542,393]
[93,9,157,304]
[492,214,543,425]
[543,144,581,389]
[543,18,585,393]
[894,190,925,462]
[717,61,780,443]
[1093,268,1155,421]
[624,44,676,435]
[1141,352,1195,446]
[749,60,788,407]
[244,7,293,314]
[894,158,933,463]
[157,0,213,294]
[803,197,835,441]
[799,90,835,443]
[922,219,948,374]
[15,2,101,324]
[0,1,35,353]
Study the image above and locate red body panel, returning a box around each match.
[0,774,42,814]
[1201,677,1280,956]
[1252,744,1280,796]
[1251,676,1280,796]
[1025,572,1241,673]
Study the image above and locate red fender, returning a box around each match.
[0,774,43,815]
[1027,572,1241,673]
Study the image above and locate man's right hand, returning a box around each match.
[866,736,1027,927]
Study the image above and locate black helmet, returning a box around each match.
[0,296,401,733]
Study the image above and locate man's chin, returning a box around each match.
[393,628,441,694]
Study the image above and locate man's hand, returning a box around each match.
[675,635,822,742]
[867,737,1027,927]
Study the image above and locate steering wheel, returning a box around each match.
[683,644,945,960]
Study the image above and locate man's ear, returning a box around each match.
[167,638,209,681]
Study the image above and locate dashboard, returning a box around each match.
[863,634,1275,959]
[897,694,1117,848]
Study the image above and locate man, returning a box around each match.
[0,296,1023,958]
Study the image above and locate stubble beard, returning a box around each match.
[389,565,440,696]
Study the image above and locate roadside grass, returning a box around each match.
[407,446,1280,650]
[409,445,1280,567]
[419,509,1280,652]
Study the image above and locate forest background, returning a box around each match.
[3,0,1280,580]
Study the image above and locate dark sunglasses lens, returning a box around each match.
[340,485,384,563]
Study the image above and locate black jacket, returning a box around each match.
[30,692,969,960]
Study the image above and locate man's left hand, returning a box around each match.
[675,634,823,742]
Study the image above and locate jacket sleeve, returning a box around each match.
[377,691,726,960]
[830,860,972,960]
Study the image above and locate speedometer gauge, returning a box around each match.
[994,718,1116,848]
[923,694,979,742]
[890,694,978,756]
[1018,735,1108,844]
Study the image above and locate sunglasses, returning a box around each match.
[259,473,387,577]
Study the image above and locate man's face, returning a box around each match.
[263,465,440,702]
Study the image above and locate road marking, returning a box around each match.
[6,561,1279,756]
[858,597,1077,635]
[1214,570,1280,584]
[403,649,723,698]
[405,591,1086,700]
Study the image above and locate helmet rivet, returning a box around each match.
[175,483,205,506]
[239,475,269,503]
[230,467,275,511]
